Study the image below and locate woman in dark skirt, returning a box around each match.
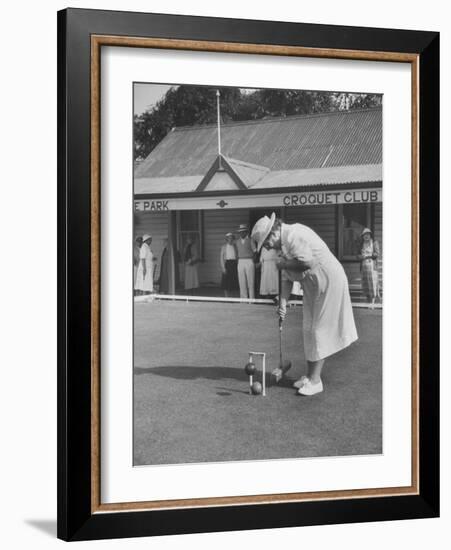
[219,232,239,297]
[158,238,181,294]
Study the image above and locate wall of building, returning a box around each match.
[284,204,336,251]
[200,208,248,285]
[374,201,383,294]
[135,208,250,286]
[135,202,383,298]
[285,202,382,297]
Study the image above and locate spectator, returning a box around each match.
[220,232,239,297]
[259,246,279,298]
[158,238,180,294]
[133,236,143,289]
[236,223,256,299]
[357,228,380,309]
[183,234,200,291]
[134,234,154,295]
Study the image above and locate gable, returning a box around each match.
[205,171,241,191]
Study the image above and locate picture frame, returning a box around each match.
[57,7,439,541]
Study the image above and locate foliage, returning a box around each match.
[134,85,382,161]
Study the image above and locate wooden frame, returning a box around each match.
[58,8,439,541]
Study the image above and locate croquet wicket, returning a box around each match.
[247,352,266,396]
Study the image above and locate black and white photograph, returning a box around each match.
[133,83,383,466]
[1,0,444,545]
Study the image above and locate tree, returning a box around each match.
[134,86,241,160]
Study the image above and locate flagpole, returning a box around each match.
[216,90,222,168]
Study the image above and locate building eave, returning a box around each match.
[134,179,382,200]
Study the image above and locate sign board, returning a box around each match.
[134,188,382,212]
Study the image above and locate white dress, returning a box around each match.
[259,247,279,295]
[134,243,154,292]
[281,223,357,361]
[184,244,199,290]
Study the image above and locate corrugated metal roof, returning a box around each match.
[134,175,202,194]
[135,108,382,180]
[224,157,269,188]
[134,164,382,195]
[254,164,382,189]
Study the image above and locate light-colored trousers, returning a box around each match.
[237,258,255,299]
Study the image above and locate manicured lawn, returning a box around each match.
[134,301,382,465]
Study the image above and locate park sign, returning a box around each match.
[134,187,382,212]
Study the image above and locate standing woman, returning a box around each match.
[358,228,380,309]
[259,246,279,298]
[220,232,239,297]
[158,238,169,294]
[134,234,154,295]
[133,236,143,290]
[251,213,358,396]
[183,234,200,291]
[158,238,181,293]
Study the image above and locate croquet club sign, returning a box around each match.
[134,188,382,211]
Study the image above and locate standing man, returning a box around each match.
[220,232,239,298]
[236,223,256,299]
[251,213,358,396]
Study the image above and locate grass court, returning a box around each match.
[134,300,382,466]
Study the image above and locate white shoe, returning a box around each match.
[293,376,308,389]
[297,378,323,396]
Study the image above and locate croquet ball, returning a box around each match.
[244,362,256,376]
[251,382,263,395]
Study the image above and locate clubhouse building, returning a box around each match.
[134,107,382,300]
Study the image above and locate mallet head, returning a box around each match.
[279,359,292,373]
[271,360,292,384]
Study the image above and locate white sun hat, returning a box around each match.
[142,234,152,242]
[251,212,276,252]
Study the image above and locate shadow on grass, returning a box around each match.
[134,365,248,381]
[215,385,249,395]
[134,366,297,391]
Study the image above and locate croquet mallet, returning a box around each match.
[271,269,292,383]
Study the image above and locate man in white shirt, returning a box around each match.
[235,224,257,300]
[220,232,239,297]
